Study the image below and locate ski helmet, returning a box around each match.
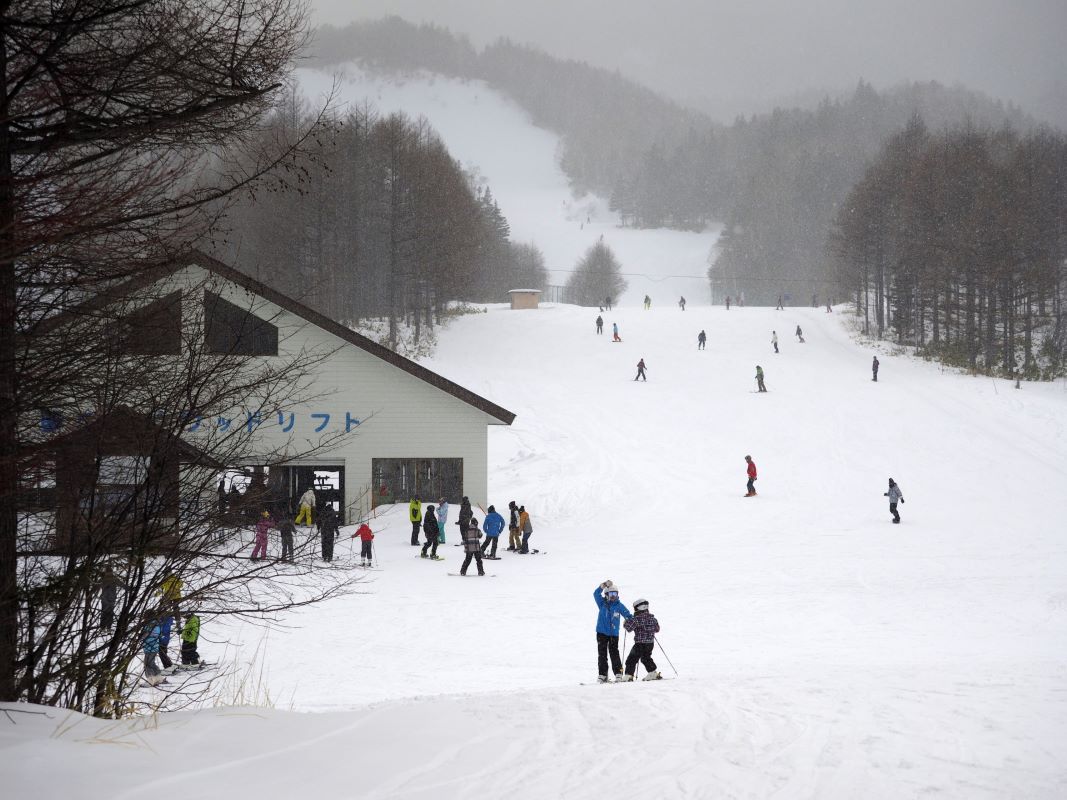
[633,598,649,612]
[605,586,620,599]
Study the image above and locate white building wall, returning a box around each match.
[172,266,499,522]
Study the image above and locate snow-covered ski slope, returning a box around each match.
[6,303,1067,799]
[295,65,718,306]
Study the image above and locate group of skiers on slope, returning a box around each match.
[594,580,664,683]
[412,497,535,574]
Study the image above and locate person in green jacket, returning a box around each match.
[408,498,422,546]
[180,611,201,665]
[755,365,767,392]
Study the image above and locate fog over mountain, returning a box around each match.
[309,0,1067,127]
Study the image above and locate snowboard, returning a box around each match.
[418,555,445,561]
[447,573,496,577]
[580,676,673,685]
[483,555,503,560]
[515,549,544,555]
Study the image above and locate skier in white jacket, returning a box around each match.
[296,487,316,528]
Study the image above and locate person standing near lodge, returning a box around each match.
[457,496,473,537]
[421,504,441,559]
[319,505,339,561]
[507,501,521,551]
[481,505,506,558]
[460,517,485,576]
[437,497,449,544]
[278,517,295,561]
[408,497,422,546]
[251,511,272,560]
[518,506,534,553]
[744,455,758,497]
[595,315,603,335]
[295,486,316,528]
[217,478,227,514]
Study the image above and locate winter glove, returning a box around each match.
[601,580,614,590]
[900,498,904,503]
[883,492,888,497]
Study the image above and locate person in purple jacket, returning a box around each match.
[618,598,662,681]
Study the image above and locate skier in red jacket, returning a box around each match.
[744,455,758,496]
[350,523,374,567]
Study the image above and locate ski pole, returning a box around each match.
[621,628,627,678]
[654,636,678,676]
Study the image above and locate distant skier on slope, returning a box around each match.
[755,365,767,392]
[595,315,603,335]
[594,580,633,683]
[618,598,662,681]
[744,455,758,496]
[612,322,621,342]
[698,330,706,350]
[644,295,652,310]
[795,325,804,343]
[634,358,648,381]
[872,356,880,382]
[678,296,686,311]
[772,331,779,353]
[726,296,731,310]
[884,478,904,523]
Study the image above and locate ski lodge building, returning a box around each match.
[31,252,515,530]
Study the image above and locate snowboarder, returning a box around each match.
[612,322,621,342]
[594,580,633,683]
[755,365,767,392]
[457,496,473,537]
[408,497,422,546]
[826,301,832,313]
[319,506,339,561]
[180,609,202,666]
[812,293,818,308]
[507,500,521,551]
[644,295,651,310]
[795,324,804,343]
[634,358,647,381]
[351,522,374,565]
[460,518,485,576]
[480,505,506,558]
[776,295,784,310]
[518,505,534,553]
[771,331,779,353]
[421,505,440,559]
[678,296,686,311]
[618,598,662,681]
[595,315,603,335]
[872,356,880,382]
[726,296,731,310]
[251,511,272,560]
[295,486,316,528]
[884,478,904,523]
[697,330,706,350]
[745,455,758,496]
[278,517,295,561]
[437,497,449,544]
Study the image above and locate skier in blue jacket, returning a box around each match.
[480,505,506,558]
[594,580,632,683]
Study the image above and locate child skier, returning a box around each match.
[278,517,295,561]
[460,517,485,576]
[251,510,272,560]
[594,580,633,682]
[745,455,758,496]
[351,522,374,566]
[884,478,904,523]
[180,610,202,666]
[143,620,164,685]
[480,505,506,558]
[421,505,440,559]
[618,598,662,681]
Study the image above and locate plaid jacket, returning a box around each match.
[623,612,660,643]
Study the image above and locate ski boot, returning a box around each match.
[642,670,662,681]
[597,674,610,684]
[616,674,635,682]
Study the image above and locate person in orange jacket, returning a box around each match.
[350,523,375,567]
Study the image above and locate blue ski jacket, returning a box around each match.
[482,512,506,538]
[159,615,174,645]
[594,585,632,636]
[143,623,161,654]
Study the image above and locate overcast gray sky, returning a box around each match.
[308,0,1067,126]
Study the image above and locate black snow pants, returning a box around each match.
[890,502,900,523]
[321,530,334,561]
[460,551,484,575]
[361,540,373,561]
[597,633,623,677]
[481,536,499,557]
[180,639,200,665]
[280,533,293,561]
[410,520,421,545]
[422,533,439,558]
[625,642,657,676]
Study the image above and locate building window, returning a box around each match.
[87,455,149,510]
[120,292,182,355]
[204,291,278,356]
[372,458,463,506]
